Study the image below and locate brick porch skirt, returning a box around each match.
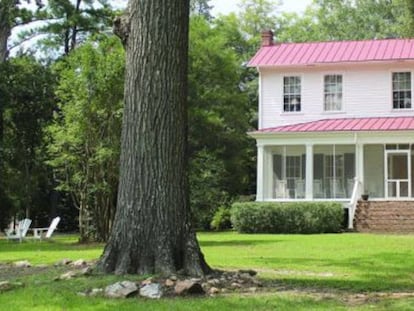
[355,200,414,233]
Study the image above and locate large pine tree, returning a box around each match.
[97,0,211,276]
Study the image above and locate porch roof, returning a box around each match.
[255,117,414,134]
[248,38,414,67]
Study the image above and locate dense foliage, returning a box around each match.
[230,202,344,233]
[47,36,124,241]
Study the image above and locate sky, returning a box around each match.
[11,0,313,55]
[210,0,313,16]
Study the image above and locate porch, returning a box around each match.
[255,140,414,229]
[258,144,414,201]
[258,143,414,202]
[251,117,414,230]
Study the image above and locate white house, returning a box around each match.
[248,31,414,229]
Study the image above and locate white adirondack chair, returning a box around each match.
[32,216,61,240]
[5,218,32,242]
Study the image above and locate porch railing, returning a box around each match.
[347,177,361,229]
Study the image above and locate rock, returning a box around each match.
[169,275,178,281]
[35,264,49,269]
[248,287,257,292]
[207,278,221,286]
[80,266,93,276]
[139,283,162,299]
[14,260,31,268]
[239,273,253,280]
[77,288,103,297]
[208,287,220,295]
[0,281,23,292]
[0,281,12,291]
[105,281,138,298]
[141,277,154,286]
[230,282,242,289]
[252,279,263,287]
[221,288,228,293]
[58,270,78,280]
[71,259,87,268]
[174,280,205,296]
[55,258,72,266]
[165,279,175,287]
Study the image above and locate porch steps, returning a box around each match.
[354,201,414,233]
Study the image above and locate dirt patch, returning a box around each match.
[0,263,75,281]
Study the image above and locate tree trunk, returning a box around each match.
[98,0,211,276]
[0,1,12,62]
[0,1,14,217]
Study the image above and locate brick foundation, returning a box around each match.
[354,200,414,233]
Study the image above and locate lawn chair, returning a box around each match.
[31,216,61,240]
[5,218,32,242]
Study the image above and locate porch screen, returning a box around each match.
[313,145,355,199]
[272,145,305,199]
[363,145,385,198]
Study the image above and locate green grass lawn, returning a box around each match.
[1,232,414,310]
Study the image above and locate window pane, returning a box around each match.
[283,76,301,112]
[393,72,412,109]
[324,75,342,111]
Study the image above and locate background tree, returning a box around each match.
[190,0,212,20]
[98,0,211,275]
[188,16,254,228]
[47,36,124,241]
[0,0,45,226]
[18,0,115,56]
[0,55,55,225]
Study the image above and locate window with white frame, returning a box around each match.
[283,76,301,112]
[286,156,301,180]
[392,72,411,109]
[324,74,342,111]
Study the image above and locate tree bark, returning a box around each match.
[97,0,211,276]
[0,1,14,214]
[0,1,12,62]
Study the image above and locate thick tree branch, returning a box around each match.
[113,14,130,47]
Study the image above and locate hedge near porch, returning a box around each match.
[230,202,344,234]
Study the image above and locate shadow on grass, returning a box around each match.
[0,236,103,253]
[257,251,414,292]
[199,239,284,247]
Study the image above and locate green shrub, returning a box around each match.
[210,207,232,230]
[230,202,344,234]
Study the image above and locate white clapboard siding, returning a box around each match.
[259,63,414,129]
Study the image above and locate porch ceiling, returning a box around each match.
[253,117,414,134]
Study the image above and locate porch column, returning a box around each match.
[305,143,313,199]
[263,148,273,199]
[356,143,364,187]
[256,145,265,201]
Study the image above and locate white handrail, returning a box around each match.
[348,177,361,229]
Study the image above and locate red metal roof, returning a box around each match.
[248,38,414,67]
[254,117,414,134]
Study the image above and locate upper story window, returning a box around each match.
[283,76,301,112]
[392,72,411,109]
[324,74,342,111]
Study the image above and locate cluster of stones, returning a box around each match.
[79,269,262,299]
[2,259,262,299]
[54,258,94,280]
